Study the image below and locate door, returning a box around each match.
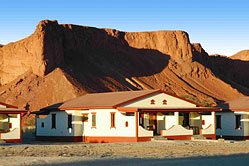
[149,113,157,135]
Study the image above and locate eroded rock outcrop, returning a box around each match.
[0,20,249,113]
[0,68,84,111]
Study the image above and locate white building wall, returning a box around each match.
[216,112,244,137]
[243,114,249,136]
[1,114,21,139]
[36,111,76,136]
[0,104,7,108]
[123,93,197,108]
[161,125,193,136]
[37,109,136,138]
[84,109,136,137]
[202,112,215,129]
[66,110,86,136]
[165,112,179,129]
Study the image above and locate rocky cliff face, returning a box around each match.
[0,20,249,116]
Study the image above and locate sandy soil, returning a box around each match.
[1,140,249,165]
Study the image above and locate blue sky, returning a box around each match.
[0,0,248,56]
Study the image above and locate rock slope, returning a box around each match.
[230,50,249,61]
[0,20,249,117]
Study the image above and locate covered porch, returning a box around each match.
[137,108,219,140]
[0,109,26,143]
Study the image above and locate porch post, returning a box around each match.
[175,112,179,125]
[135,112,138,141]
[20,113,23,143]
[212,111,216,135]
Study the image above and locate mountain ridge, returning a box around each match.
[230,50,249,61]
[0,20,248,118]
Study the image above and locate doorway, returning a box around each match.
[148,113,157,135]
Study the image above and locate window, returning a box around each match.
[216,115,221,129]
[82,113,88,122]
[52,114,56,129]
[92,113,96,128]
[9,123,12,129]
[110,112,116,128]
[163,99,167,105]
[125,121,129,127]
[235,115,242,129]
[125,112,134,116]
[68,114,72,129]
[139,113,144,126]
[41,122,44,128]
[150,99,155,104]
[164,112,174,116]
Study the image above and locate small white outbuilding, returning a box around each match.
[0,102,26,143]
[217,97,249,140]
[34,90,220,143]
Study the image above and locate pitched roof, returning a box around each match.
[219,96,249,111]
[0,108,27,113]
[59,89,160,110]
[41,103,64,110]
[0,102,18,108]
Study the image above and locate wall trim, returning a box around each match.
[216,135,249,140]
[4,139,22,143]
[36,136,82,142]
[163,135,192,140]
[202,134,216,140]
[36,136,152,143]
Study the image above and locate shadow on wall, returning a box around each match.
[50,25,170,92]
[216,102,230,110]
[192,49,249,96]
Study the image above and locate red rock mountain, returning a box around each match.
[0,20,249,119]
[230,50,249,61]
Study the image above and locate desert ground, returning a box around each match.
[1,140,249,165]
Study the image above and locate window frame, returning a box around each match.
[110,112,116,128]
[51,113,56,129]
[91,112,96,128]
[235,115,242,130]
[41,122,44,128]
[216,115,222,129]
[82,113,89,122]
[67,114,72,129]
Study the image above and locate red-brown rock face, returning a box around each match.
[0,20,65,85]
[0,20,249,114]
[230,50,249,61]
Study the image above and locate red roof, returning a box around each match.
[34,89,220,114]
[0,102,18,108]
[59,90,160,110]
[0,102,26,113]
[219,96,249,111]
[0,108,27,114]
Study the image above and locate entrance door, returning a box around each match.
[149,113,157,135]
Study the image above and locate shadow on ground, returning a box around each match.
[41,153,249,166]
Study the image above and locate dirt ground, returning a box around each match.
[1,140,249,165]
